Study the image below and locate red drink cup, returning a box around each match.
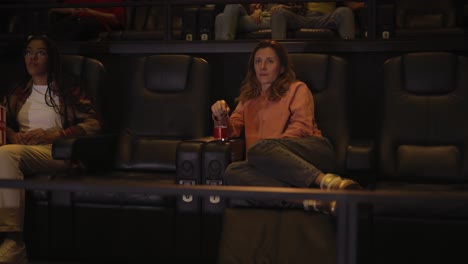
[214,125,228,141]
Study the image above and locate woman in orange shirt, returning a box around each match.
[211,40,361,214]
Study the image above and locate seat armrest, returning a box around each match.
[201,138,245,213]
[185,136,218,143]
[346,139,375,171]
[202,139,244,185]
[52,133,119,161]
[204,138,245,163]
[176,137,245,213]
[346,139,376,187]
[175,136,229,212]
[183,137,245,162]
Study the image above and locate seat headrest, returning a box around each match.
[61,55,85,78]
[144,55,192,92]
[290,53,329,93]
[402,52,456,94]
[396,0,456,28]
[405,13,444,28]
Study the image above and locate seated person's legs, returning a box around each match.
[215,4,248,40]
[247,138,333,188]
[0,145,25,236]
[215,4,271,40]
[271,6,356,39]
[271,8,311,39]
[0,144,68,262]
[236,14,270,34]
[302,7,355,39]
[225,160,301,208]
[245,138,361,214]
[328,7,355,39]
[225,160,289,188]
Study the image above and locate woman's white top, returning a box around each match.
[17,84,63,133]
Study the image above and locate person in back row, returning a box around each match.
[215,3,276,40]
[270,1,365,39]
[216,2,365,40]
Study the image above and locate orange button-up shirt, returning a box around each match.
[227,81,322,151]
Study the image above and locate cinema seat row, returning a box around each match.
[0,50,460,263]
[2,0,468,42]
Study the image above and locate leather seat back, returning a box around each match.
[395,0,464,37]
[290,53,349,174]
[114,55,210,171]
[61,55,106,110]
[380,52,468,182]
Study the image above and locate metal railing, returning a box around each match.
[0,178,467,264]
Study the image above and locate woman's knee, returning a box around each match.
[215,13,225,24]
[224,162,242,185]
[0,145,22,159]
[215,13,225,35]
[247,139,282,157]
[0,146,9,163]
[223,4,244,15]
[271,7,300,25]
[271,8,291,24]
[332,7,354,23]
[224,161,249,186]
[0,145,22,179]
[271,7,291,18]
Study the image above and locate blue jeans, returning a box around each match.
[224,137,336,207]
[215,4,271,40]
[271,7,355,39]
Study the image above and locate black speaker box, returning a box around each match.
[198,6,215,40]
[182,7,199,41]
[356,6,369,39]
[377,4,395,39]
[176,141,204,212]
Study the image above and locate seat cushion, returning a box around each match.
[218,208,337,264]
[67,171,177,207]
[372,181,468,219]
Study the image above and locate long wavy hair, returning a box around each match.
[236,40,296,103]
[23,35,63,111]
[5,35,78,126]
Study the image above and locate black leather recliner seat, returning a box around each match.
[374,52,468,217]
[24,55,107,260]
[370,52,468,264]
[47,54,211,262]
[395,0,464,38]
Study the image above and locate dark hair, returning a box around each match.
[23,35,64,111]
[236,40,296,103]
[3,35,78,127]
